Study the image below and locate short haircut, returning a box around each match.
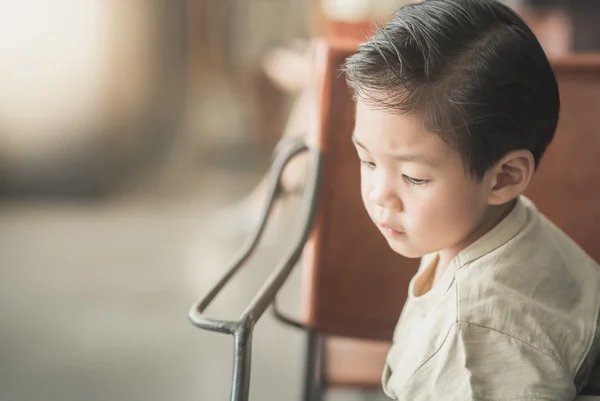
[344,0,560,179]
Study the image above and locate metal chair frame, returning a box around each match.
[188,137,322,401]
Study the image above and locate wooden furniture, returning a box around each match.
[189,33,600,401]
[291,39,416,401]
[292,38,600,400]
[526,55,600,263]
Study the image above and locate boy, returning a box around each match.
[344,0,600,399]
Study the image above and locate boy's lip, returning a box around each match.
[377,222,405,236]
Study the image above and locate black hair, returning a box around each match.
[344,0,560,179]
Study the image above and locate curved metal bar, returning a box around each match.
[187,137,323,401]
[188,137,312,332]
[271,297,307,331]
[239,142,322,324]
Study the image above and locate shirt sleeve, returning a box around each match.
[386,321,577,401]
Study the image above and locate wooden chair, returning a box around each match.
[277,41,600,400]
[526,55,600,260]
[188,38,600,401]
[279,39,417,401]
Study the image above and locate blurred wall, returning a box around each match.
[0,1,110,192]
[0,1,186,196]
[184,0,310,166]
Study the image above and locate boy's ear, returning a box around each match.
[487,150,535,205]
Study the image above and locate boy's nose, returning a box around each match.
[368,178,403,213]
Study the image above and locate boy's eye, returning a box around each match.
[403,175,429,186]
[360,160,376,169]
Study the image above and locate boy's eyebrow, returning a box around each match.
[352,134,369,152]
[352,134,435,166]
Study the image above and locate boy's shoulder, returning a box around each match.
[457,196,595,270]
[457,196,598,283]
[455,197,600,374]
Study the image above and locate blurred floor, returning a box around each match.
[0,166,387,401]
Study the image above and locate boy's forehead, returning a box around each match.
[353,101,460,169]
[354,101,435,151]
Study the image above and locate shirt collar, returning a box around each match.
[454,195,531,268]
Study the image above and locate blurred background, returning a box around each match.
[0,0,598,400]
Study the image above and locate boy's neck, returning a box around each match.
[433,198,517,286]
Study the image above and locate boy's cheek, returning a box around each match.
[361,199,379,229]
[403,207,447,242]
[360,184,372,211]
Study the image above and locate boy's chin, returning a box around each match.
[387,240,425,259]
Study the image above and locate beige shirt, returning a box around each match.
[382,196,600,400]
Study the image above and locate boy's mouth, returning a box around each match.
[377,222,405,237]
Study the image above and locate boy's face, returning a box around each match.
[353,101,493,259]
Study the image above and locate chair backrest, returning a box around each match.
[302,38,600,342]
[302,39,418,342]
[525,55,600,263]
